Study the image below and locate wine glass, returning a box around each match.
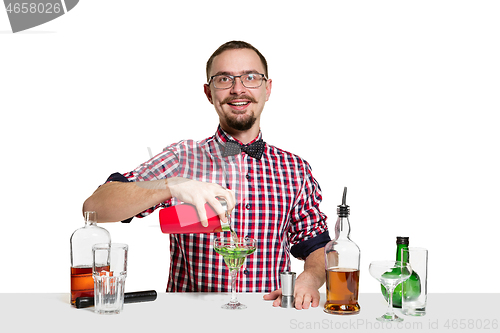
[214,236,256,309]
[369,260,412,322]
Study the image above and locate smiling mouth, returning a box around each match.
[222,95,257,106]
[228,101,250,106]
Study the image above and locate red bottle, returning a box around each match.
[159,199,230,234]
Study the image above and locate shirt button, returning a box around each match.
[246,174,250,180]
[244,269,249,275]
[245,203,251,209]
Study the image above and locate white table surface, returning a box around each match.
[0,292,498,332]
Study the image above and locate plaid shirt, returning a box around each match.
[107,126,330,292]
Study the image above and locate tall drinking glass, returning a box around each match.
[402,247,428,316]
[92,243,128,315]
[369,260,412,322]
[214,236,256,310]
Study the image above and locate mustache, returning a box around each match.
[221,95,258,104]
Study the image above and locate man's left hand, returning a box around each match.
[263,278,321,310]
[263,248,325,309]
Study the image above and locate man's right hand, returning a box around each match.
[166,177,235,227]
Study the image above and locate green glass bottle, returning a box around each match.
[381,236,421,308]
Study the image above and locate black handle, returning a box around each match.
[75,290,157,309]
[124,290,158,303]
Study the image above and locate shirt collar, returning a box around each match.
[215,125,263,146]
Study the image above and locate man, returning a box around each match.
[83,41,330,309]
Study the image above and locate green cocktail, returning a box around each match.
[214,245,256,270]
[214,237,256,310]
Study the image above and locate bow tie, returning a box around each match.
[222,139,266,160]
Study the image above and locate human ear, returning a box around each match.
[204,84,214,104]
[265,79,272,102]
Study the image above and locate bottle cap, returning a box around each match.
[84,211,98,224]
[397,236,409,245]
[280,271,296,308]
[217,197,231,231]
[337,187,350,217]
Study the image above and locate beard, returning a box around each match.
[220,95,258,131]
[224,111,257,131]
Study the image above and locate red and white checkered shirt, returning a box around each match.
[107,126,329,292]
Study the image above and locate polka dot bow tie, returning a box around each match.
[222,139,266,160]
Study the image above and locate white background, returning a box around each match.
[1,0,498,294]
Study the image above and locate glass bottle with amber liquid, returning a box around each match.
[381,236,421,308]
[324,187,361,315]
[70,211,111,305]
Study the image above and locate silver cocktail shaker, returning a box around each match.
[280,271,296,308]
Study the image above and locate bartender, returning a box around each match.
[83,41,330,310]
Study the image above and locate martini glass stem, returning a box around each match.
[230,269,238,303]
[386,286,395,318]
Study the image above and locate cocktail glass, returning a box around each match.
[214,236,256,310]
[369,260,412,322]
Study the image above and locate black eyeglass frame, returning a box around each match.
[208,73,268,89]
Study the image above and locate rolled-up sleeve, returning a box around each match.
[289,160,330,260]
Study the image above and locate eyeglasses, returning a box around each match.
[208,73,267,89]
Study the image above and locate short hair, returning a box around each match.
[206,41,268,82]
